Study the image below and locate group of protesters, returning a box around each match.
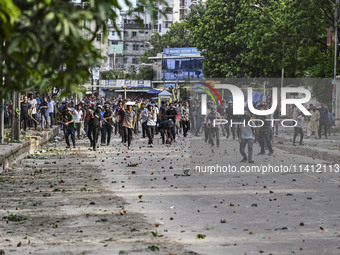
[55,98,190,150]
[8,92,337,164]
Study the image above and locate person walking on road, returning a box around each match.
[87,106,101,151]
[293,112,304,146]
[39,97,49,130]
[206,105,221,147]
[64,108,76,149]
[28,94,38,130]
[158,119,174,144]
[166,103,177,142]
[47,96,56,128]
[318,103,329,139]
[122,102,136,150]
[102,105,114,146]
[308,106,319,138]
[20,96,29,132]
[181,101,190,138]
[146,103,157,147]
[74,104,84,139]
[238,114,256,163]
[140,103,147,138]
[258,115,274,155]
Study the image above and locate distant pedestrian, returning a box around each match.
[102,105,114,146]
[181,101,190,137]
[318,103,329,139]
[307,106,319,138]
[238,114,256,163]
[47,96,55,128]
[206,105,221,147]
[39,97,49,129]
[258,115,274,155]
[88,106,101,151]
[122,102,136,150]
[146,103,157,147]
[166,103,177,142]
[293,112,304,146]
[64,108,76,148]
[20,96,29,132]
[158,119,174,144]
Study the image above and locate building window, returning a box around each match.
[123,58,128,64]
[165,22,172,28]
[125,31,128,37]
[132,31,137,37]
[133,44,139,51]
[180,10,185,21]
[96,33,102,42]
[111,31,115,36]
[165,7,173,14]
[132,58,138,64]
[124,44,129,50]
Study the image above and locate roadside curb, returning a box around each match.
[0,126,60,171]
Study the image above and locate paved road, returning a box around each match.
[0,132,339,255]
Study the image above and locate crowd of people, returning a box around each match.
[2,93,337,163]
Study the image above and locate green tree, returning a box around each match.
[191,0,331,78]
[137,65,153,80]
[0,0,166,100]
[140,21,195,63]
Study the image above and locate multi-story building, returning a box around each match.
[173,0,206,22]
[97,1,207,74]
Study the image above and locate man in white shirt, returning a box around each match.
[28,94,38,129]
[47,96,56,128]
[73,104,84,139]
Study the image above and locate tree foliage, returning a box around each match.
[0,0,166,100]
[140,21,194,63]
[190,0,332,78]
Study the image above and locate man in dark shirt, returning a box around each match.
[318,103,329,139]
[39,97,48,129]
[20,96,29,132]
[88,106,101,151]
[160,100,169,121]
[258,115,273,155]
[102,105,114,146]
[158,119,174,144]
[166,103,177,141]
[64,108,76,148]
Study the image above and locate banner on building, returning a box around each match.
[102,80,151,89]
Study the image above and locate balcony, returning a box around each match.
[123,23,151,30]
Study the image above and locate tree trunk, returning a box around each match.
[12,92,20,141]
[0,99,4,143]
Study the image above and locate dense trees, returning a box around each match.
[142,0,336,104]
[0,0,166,100]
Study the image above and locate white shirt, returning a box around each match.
[28,99,37,114]
[47,100,55,114]
[154,106,159,114]
[74,110,83,123]
[140,108,148,123]
[146,111,157,126]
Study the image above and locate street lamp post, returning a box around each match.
[122,85,129,99]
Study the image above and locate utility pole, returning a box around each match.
[333,0,339,118]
